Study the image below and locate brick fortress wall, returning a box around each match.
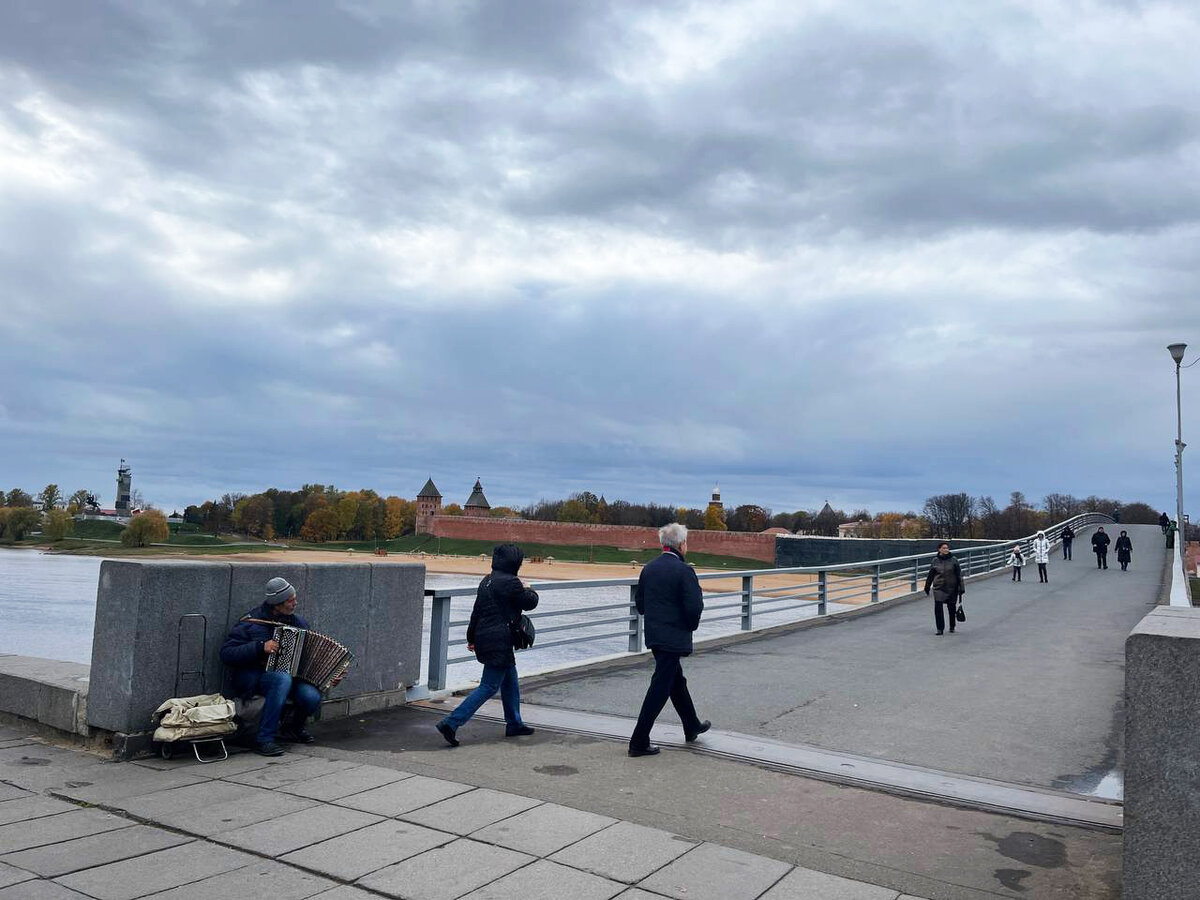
[424,515,777,563]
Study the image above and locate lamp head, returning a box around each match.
[1168,343,1187,364]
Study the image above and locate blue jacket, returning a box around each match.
[635,547,704,655]
[220,602,310,698]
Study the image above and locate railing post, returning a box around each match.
[628,584,643,653]
[741,575,754,631]
[427,590,451,692]
[818,570,828,615]
[871,564,880,602]
[910,559,919,593]
[964,551,972,576]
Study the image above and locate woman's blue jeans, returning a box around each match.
[443,664,522,730]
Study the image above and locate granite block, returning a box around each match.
[55,841,254,900]
[279,764,412,801]
[357,838,532,900]
[366,563,425,689]
[53,766,209,805]
[280,819,453,881]
[549,821,695,883]
[117,779,254,818]
[137,857,336,900]
[761,866,898,899]
[222,756,358,789]
[300,564,373,699]
[639,843,792,900]
[461,859,625,900]
[0,861,34,890]
[212,803,381,857]
[0,882,93,899]
[401,788,542,835]
[148,790,316,837]
[471,803,616,857]
[88,560,233,734]
[0,788,28,804]
[0,809,132,854]
[0,824,192,877]
[309,888,378,900]
[334,775,472,817]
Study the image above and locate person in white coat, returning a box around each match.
[1005,545,1026,582]
[1031,531,1051,583]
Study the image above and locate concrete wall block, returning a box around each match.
[0,671,39,720]
[1124,607,1200,900]
[367,563,425,690]
[87,560,144,732]
[346,689,407,717]
[302,563,372,699]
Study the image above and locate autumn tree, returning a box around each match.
[0,507,41,541]
[232,495,275,539]
[442,503,464,516]
[39,484,62,511]
[44,509,75,541]
[384,497,416,538]
[121,510,169,547]
[727,504,770,532]
[704,503,727,531]
[6,488,33,508]
[300,508,339,542]
[68,489,91,513]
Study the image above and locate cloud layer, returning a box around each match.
[2,0,1198,515]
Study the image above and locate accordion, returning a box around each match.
[265,626,353,693]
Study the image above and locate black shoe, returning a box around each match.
[279,728,315,744]
[685,721,711,743]
[254,742,285,757]
[505,724,535,737]
[436,721,459,747]
[936,630,944,636]
[628,745,661,757]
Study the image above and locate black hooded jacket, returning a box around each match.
[466,544,539,668]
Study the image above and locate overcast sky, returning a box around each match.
[2,0,1198,517]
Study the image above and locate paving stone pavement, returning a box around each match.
[0,723,932,900]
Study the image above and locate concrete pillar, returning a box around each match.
[1124,606,1200,899]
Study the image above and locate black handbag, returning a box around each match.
[487,578,536,650]
[955,597,966,622]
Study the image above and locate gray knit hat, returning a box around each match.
[265,577,296,606]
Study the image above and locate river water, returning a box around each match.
[0,550,838,687]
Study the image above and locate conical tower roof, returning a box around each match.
[465,478,491,511]
[417,478,442,499]
[818,501,836,517]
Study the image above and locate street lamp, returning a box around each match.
[1168,343,1187,547]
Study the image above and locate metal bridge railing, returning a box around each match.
[423,512,1114,690]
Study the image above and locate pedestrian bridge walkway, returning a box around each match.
[516,523,1165,809]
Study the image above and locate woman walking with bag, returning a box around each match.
[1032,531,1051,583]
[436,544,538,747]
[924,542,965,635]
[1115,530,1134,571]
[1006,545,1026,582]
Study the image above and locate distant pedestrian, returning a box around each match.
[628,523,710,757]
[436,544,538,747]
[924,542,964,636]
[1092,526,1110,570]
[1159,512,1171,535]
[1061,524,1074,560]
[1032,531,1051,583]
[1006,545,1025,582]
[1115,531,1133,571]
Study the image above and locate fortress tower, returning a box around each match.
[464,478,491,515]
[114,460,132,514]
[416,478,442,533]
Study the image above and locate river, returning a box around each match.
[0,550,840,687]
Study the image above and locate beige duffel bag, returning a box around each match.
[152,693,237,743]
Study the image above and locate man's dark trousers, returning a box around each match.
[630,649,702,750]
[1062,541,1072,560]
[1096,550,1107,569]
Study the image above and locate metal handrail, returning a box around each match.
[423,512,1113,689]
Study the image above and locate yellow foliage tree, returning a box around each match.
[705,504,727,531]
[44,509,75,541]
[384,496,416,539]
[121,510,169,547]
[300,507,339,542]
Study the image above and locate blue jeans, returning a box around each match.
[247,670,321,744]
[443,665,522,730]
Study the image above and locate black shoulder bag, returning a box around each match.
[487,577,536,650]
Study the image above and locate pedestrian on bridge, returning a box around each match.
[1032,531,1051,583]
[1061,524,1075,560]
[1159,512,1171,535]
[924,542,964,635]
[1092,526,1111,570]
[1006,545,1025,582]
[1115,530,1133,571]
[628,523,711,757]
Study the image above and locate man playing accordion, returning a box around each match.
[221,576,340,756]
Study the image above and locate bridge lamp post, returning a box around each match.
[1168,342,1187,544]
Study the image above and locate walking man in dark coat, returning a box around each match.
[1061,524,1074,560]
[1159,512,1171,535]
[628,523,710,757]
[924,542,964,636]
[1092,526,1111,569]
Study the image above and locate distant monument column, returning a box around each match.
[114,460,132,514]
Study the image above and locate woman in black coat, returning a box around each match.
[1115,531,1133,571]
[924,542,964,635]
[436,544,539,746]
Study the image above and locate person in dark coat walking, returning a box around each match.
[1060,524,1075,560]
[1159,512,1171,535]
[924,542,964,635]
[436,544,538,747]
[628,523,710,757]
[1115,531,1133,571]
[221,577,336,756]
[1092,526,1111,569]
